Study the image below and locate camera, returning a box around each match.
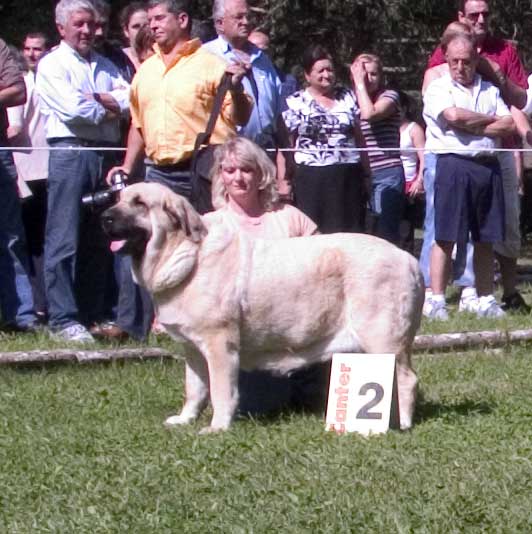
[82,171,127,209]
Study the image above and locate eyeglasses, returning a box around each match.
[225,11,250,22]
[465,11,490,21]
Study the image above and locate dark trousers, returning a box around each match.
[0,150,36,327]
[435,154,505,244]
[115,162,194,340]
[144,162,193,197]
[294,163,366,233]
[21,179,47,315]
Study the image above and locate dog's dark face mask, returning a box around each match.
[101,204,150,258]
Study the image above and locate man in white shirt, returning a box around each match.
[423,33,515,320]
[36,0,130,343]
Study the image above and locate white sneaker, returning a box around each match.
[52,323,95,343]
[477,296,506,319]
[459,287,479,313]
[422,290,433,317]
[424,298,449,321]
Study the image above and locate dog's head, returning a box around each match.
[101,183,207,292]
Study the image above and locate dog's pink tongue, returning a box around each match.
[110,240,126,253]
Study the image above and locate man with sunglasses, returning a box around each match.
[428,1,527,108]
[421,0,529,317]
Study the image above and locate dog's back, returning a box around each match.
[236,232,423,368]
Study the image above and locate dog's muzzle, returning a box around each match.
[101,206,148,255]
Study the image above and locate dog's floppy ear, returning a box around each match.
[163,194,207,243]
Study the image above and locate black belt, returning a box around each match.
[145,159,191,172]
[471,155,498,166]
[48,137,118,148]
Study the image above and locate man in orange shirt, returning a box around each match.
[109,0,252,195]
[106,0,252,342]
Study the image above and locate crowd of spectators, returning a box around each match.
[2,0,532,345]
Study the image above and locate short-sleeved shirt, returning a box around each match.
[283,87,361,166]
[0,38,24,141]
[423,73,510,156]
[131,39,250,165]
[359,89,402,171]
[203,203,317,239]
[427,37,527,150]
[427,37,528,89]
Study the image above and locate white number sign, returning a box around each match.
[325,353,398,436]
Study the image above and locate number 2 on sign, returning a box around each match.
[356,382,384,420]
[325,353,396,435]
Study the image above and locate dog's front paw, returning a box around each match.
[163,414,195,427]
[400,421,413,431]
[198,425,228,435]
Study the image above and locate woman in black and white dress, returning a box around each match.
[283,45,370,233]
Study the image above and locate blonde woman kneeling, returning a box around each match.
[205,136,318,239]
[204,137,327,414]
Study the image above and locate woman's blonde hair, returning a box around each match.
[210,137,279,211]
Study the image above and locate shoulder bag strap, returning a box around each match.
[192,72,233,156]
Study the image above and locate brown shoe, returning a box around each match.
[89,322,128,341]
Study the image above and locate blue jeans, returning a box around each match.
[0,150,37,327]
[420,153,436,287]
[371,165,405,243]
[45,141,115,330]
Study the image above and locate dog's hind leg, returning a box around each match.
[396,355,417,430]
[356,327,418,430]
[164,355,209,427]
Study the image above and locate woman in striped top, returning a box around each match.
[352,53,406,244]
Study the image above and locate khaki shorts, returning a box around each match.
[494,151,521,259]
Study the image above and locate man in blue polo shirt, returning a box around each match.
[204,0,293,194]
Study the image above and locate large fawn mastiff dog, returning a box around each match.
[102,183,424,433]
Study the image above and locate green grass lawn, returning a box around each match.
[1,285,532,532]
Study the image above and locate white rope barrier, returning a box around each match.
[2,145,532,153]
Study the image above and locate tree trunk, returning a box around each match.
[1,328,532,365]
[0,348,177,365]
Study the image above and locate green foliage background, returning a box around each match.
[1,0,532,89]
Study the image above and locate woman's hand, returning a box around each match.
[408,176,424,198]
[350,59,367,88]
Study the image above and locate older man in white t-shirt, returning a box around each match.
[423,33,515,320]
